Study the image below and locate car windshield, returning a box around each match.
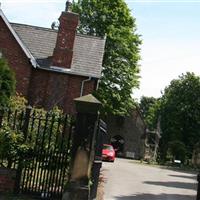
[103,145,113,150]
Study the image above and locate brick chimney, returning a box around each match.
[52,2,79,68]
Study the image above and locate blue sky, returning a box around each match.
[129,1,200,100]
[1,0,200,100]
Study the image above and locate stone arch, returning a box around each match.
[111,135,125,156]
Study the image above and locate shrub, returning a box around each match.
[0,122,31,168]
[0,58,15,110]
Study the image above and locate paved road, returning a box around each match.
[102,158,198,200]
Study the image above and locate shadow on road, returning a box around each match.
[114,193,196,200]
[144,181,197,190]
[169,174,197,180]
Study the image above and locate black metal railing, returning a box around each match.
[0,107,74,199]
[90,119,107,199]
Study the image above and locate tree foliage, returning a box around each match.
[167,140,187,163]
[140,96,160,130]
[159,72,200,161]
[72,0,141,116]
[9,94,27,111]
[0,58,15,109]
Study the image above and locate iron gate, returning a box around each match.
[0,107,74,199]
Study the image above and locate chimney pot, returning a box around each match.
[65,0,72,12]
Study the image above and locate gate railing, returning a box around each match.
[0,107,74,199]
[90,119,107,199]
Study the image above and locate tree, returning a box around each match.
[159,72,200,162]
[168,140,187,163]
[140,96,160,130]
[0,58,15,109]
[72,0,141,116]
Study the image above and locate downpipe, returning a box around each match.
[80,77,92,97]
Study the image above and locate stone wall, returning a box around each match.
[106,110,146,159]
[192,145,200,168]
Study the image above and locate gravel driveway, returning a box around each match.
[102,158,198,200]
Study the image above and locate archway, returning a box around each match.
[111,135,125,156]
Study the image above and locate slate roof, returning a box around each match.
[11,23,105,78]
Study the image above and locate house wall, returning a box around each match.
[0,17,32,97]
[29,68,97,113]
[63,75,97,114]
[107,111,146,159]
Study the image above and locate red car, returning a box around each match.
[102,144,116,162]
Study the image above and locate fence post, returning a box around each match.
[62,94,101,200]
[14,105,32,193]
[197,172,200,200]
[22,105,32,141]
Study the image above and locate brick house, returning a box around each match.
[0,4,105,114]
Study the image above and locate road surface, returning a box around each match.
[102,158,197,200]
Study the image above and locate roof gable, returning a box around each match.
[0,9,37,68]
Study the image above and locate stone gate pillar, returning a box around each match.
[62,94,101,200]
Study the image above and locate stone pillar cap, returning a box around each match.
[74,94,101,104]
[74,94,101,114]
